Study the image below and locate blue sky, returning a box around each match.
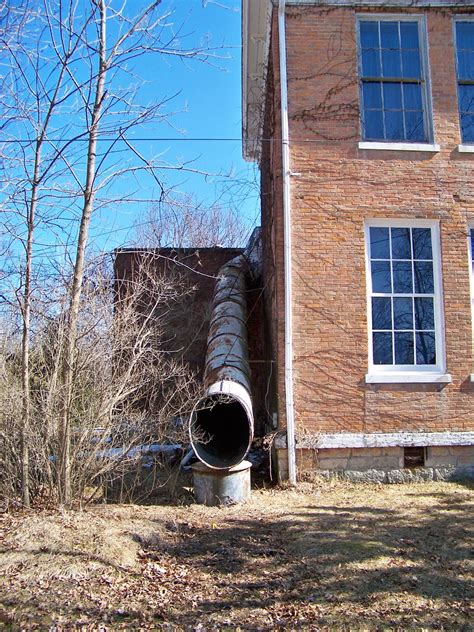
[1,0,260,278]
[91,0,261,249]
[1,0,262,319]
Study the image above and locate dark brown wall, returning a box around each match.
[114,247,268,435]
[115,248,243,375]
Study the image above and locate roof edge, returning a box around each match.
[242,0,272,163]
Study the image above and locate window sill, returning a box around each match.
[359,141,440,153]
[458,144,474,153]
[365,373,452,384]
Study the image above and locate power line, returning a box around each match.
[0,136,356,143]
[1,137,245,143]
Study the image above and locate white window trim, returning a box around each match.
[454,16,474,151]
[356,14,436,146]
[359,141,440,152]
[364,219,448,383]
[366,372,451,384]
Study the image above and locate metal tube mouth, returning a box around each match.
[190,393,252,470]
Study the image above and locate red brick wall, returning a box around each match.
[262,5,474,438]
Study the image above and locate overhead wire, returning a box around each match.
[1,136,358,143]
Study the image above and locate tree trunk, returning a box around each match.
[20,136,42,508]
[58,0,107,506]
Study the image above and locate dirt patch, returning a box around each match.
[0,481,472,629]
[0,506,173,579]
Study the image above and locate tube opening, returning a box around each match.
[190,394,252,469]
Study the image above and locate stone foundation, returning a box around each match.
[275,445,474,483]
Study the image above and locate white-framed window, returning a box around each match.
[365,220,449,383]
[357,16,432,143]
[454,19,474,144]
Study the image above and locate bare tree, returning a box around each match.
[6,6,85,507]
[135,193,250,248]
[0,253,199,504]
[62,254,198,501]
[0,0,227,506]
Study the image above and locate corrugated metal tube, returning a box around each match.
[189,229,261,470]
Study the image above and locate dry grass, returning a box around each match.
[0,480,472,630]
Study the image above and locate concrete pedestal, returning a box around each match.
[192,460,252,506]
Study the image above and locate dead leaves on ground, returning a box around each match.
[0,482,473,629]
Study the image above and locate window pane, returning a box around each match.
[403,83,423,110]
[405,111,425,141]
[359,19,428,145]
[416,332,436,365]
[385,109,404,140]
[456,22,474,50]
[360,21,380,48]
[400,22,419,49]
[401,50,421,79]
[380,22,399,49]
[391,227,411,259]
[362,48,381,76]
[395,332,414,364]
[393,261,413,293]
[370,227,390,258]
[382,49,401,77]
[373,332,393,364]
[461,113,474,142]
[383,82,402,109]
[394,297,413,330]
[459,84,474,113]
[415,297,435,330]
[371,261,392,292]
[363,82,383,109]
[414,261,434,294]
[457,50,474,81]
[372,297,392,330]
[364,108,384,140]
[412,228,432,260]
[367,223,439,370]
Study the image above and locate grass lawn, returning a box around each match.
[0,480,472,630]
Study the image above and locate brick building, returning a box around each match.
[243,0,474,480]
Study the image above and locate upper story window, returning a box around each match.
[358,18,430,143]
[455,21,474,144]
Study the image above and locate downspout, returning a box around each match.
[278,0,297,484]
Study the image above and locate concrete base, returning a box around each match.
[275,445,474,482]
[312,465,474,484]
[192,460,252,506]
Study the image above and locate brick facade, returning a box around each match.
[259,4,474,476]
